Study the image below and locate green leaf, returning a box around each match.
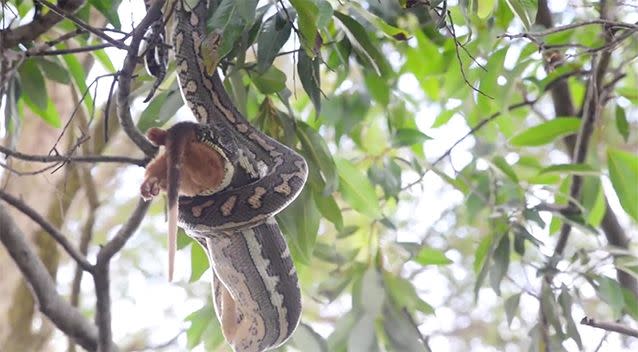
[523,208,546,228]
[289,0,318,54]
[185,305,214,349]
[540,284,563,334]
[62,54,94,115]
[326,310,360,351]
[92,49,116,73]
[473,235,492,273]
[4,77,20,128]
[357,267,385,316]
[250,66,286,94]
[257,11,293,73]
[23,95,62,128]
[349,2,410,40]
[140,94,169,125]
[209,0,258,60]
[504,0,538,30]
[383,271,434,314]
[176,229,192,250]
[414,247,452,266]
[297,49,321,111]
[138,87,185,132]
[348,314,379,352]
[477,0,496,18]
[18,59,47,110]
[313,191,343,230]
[489,233,510,296]
[491,156,519,182]
[622,287,638,320]
[364,72,390,106]
[289,323,328,352]
[596,276,625,318]
[88,0,122,29]
[201,317,225,351]
[432,108,458,128]
[607,148,638,222]
[334,11,391,77]
[586,179,606,227]
[615,106,629,142]
[504,293,521,327]
[315,0,333,29]
[297,121,339,194]
[382,302,428,352]
[558,285,582,349]
[335,158,381,218]
[538,163,598,176]
[510,117,581,146]
[276,188,320,264]
[36,58,70,84]
[368,159,402,199]
[392,128,432,147]
[189,241,209,282]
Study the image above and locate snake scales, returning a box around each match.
[141,0,309,351]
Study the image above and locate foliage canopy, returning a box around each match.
[0,0,637,351]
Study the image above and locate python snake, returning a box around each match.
[142,0,308,351]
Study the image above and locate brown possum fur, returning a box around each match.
[140,122,226,281]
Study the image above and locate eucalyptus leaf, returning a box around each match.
[18,59,47,110]
[335,158,381,219]
[257,11,293,73]
[510,117,581,146]
[504,293,521,327]
[297,49,322,111]
[607,148,638,222]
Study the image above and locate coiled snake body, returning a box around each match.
[143,1,308,351]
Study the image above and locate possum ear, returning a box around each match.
[147,127,168,146]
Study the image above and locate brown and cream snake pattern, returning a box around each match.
[141,1,309,351]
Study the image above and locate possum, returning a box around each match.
[140,122,227,281]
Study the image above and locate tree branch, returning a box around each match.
[580,317,638,338]
[34,0,128,50]
[97,199,151,263]
[553,53,603,256]
[0,0,85,48]
[93,199,151,352]
[0,145,147,166]
[536,0,637,297]
[0,190,93,271]
[0,203,99,351]
[116,0,165,157]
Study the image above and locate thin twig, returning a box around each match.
[116,0,165,157]
[0,190,93,271]
[26,43,115,57]
[0,145,147,166]
[401,98,537,192]
[0,0,85,48]
[97,199,151,263]
[580,317,638,338]
[35,0,128,50]
[445,10,492,98]
[499,19,637,40]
